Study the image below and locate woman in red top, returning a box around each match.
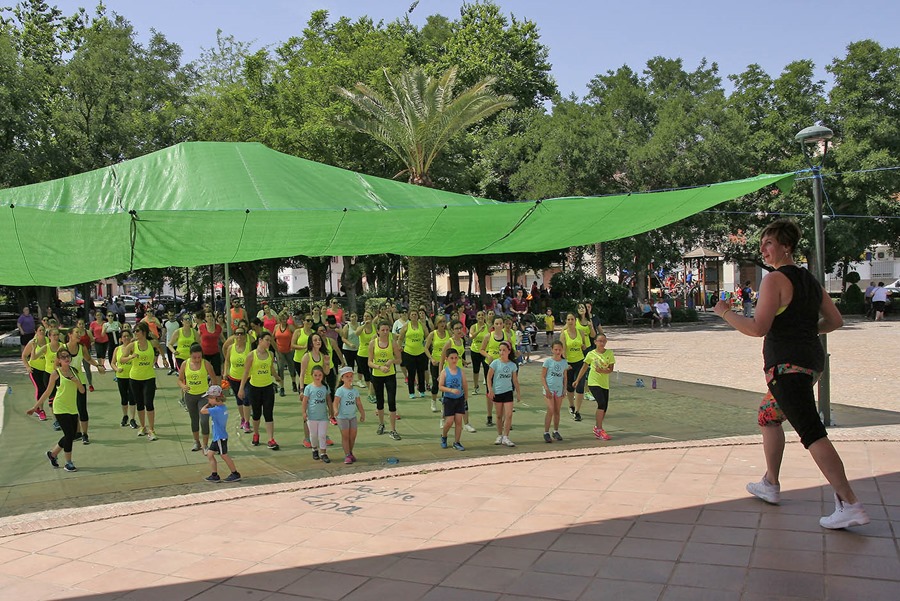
[198,310,224,376]
[90,311,109,369]
[75,319,95,391]
[273,312,296,394]
[261,304,278,333]
[326,299,344,326]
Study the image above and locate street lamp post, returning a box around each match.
[795,125,834,426]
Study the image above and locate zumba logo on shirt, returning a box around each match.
[309,387,327,407]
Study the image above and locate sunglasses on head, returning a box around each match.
[235,331,246,335]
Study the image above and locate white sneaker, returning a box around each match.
[820,493,870,529]
[430,399,438,412]
[502,436,516,447]
[494,436,503,445]
[746,476,781,504]
[464,423,477,433]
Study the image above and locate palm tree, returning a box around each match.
[336,66,515,313]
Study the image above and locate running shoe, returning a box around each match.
[242,421,251,433]
[64,462,77,472]
[321,453,331,464]
[502,436,516,447]
[291,382,298,392]
[326,437,334,446]
[224,472,241,482]
[746,477,781,505]
[178,398,187,411]
[344,455,353,464]
[389,430,402,441]
[302,438,312,448]
[473,388,480,395]
[349,453,356,463]
[267,439,280,450]
[569,406,576,416]
[129,419,138,429]
[191,441,202,452]
[46,451,59,468]
[206,473,221,482]
[120,415,129,427]
[137,426,146,437]
[494,436,503,445]
[598,429,611,441]
[251,433,260,446]
[418,392,427,398]
[279,387,285,397]
[573,411,582,422]
[38,409,47,421]
[368,395,376,404]
[584,392,594,401]
[112,376,117,382]
[440,436,448,449]
[147,430,158,441]
[464,423,477,433]
[377,423,385,435]
[329,417,338,426]
[552,431,563,441]
[82,434,90,445]
[409,393,417,400]
[356,381,366,388]
[89,385,95,393]
[430,399,438,412]
[452,442,465,451]
[486,417,493,427]
[52,420,61,431]
[820,493,870,529]
[312,450,320,460]
[543,432,552,443]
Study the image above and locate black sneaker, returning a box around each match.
[82,434,90,445]
[206,473,221,482]
[377,423,385,435]
[64,462,77,472]
[223,472,241,482]
[120,415,128,427]
[543,432,552,443]
[321,453,331,464]
[389,430,402,441]
[486,417,493,427]
[46,451,59,468]
[129,418,138,429]
[52,420,61,431]
[573,411,582,422]
[279,386,285,397]
[553,431,563,441]
[312,450,320,460]
[569,406,576,416]
[291,381,298,392]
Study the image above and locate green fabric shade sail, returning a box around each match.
[0,142,795,286]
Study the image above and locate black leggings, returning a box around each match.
[372,376,397,412]
[588,386,610,412]
[76,389,88,422]
[472,353,488,385]
[249,383,275,423]
[117,378,134,406]
[356,356,371,381]
[566,360,586,394]
[130,378,157,412]
[56,413,79,453]
[204,353,222,377]
[403,352,428,394]
[29,369,48,402]
[430,362,441,395]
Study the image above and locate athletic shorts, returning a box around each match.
[337,417,358,430]
[442,396,466,417]
[208,439,229,455]
[493,390,514,403]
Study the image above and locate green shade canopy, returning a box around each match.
[0,142,794,286]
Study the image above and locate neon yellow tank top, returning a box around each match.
[303,351,325,385]
[114,345,132,379]
[248,350,274,387]
[562,328,585,363]
[445,337,465,362]
[484,332,508,362]
[53,368,79,415]
[371,339,395,377]
[43,342,61,374]
[576,319,592,339]
[131,340,156,380]
[404,322,426,355]
[470,323,487,351]
[357,325,376,358]
[29,341,47,371]
[175,328,197,360]
[184,360,208,394]
[431,330,450,360]
[229,342,251,380]
[292,329,310,363]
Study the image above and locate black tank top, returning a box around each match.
[762,265,824,371]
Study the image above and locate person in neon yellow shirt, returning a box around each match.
[238,331,283,450]
[575,334,615,441]
[178,343,220,452]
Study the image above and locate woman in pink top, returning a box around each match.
[326,299,344,326]
[90,311,109,368]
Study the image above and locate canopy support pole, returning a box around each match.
[224,262,232,337]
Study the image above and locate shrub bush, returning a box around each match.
[671,307,699,322]
[548,272,633,325]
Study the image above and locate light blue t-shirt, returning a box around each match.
[304,383,330,421]
[542,357,568,395]
[208,404,228,442]
[334,385,360,419]
[443,366,464,399]
[489,358,517,395]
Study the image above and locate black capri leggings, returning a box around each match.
[76,389,89,422]
[372,376,397,412]
[430,361,442,395]
[403,352,428,394]
[94,341,108,364]
[566,360,586,394]
[130,378,157,412]
[204,353,222,377]
[588,386,610,412]
[117,378,134,406]
[56,412,79,453]
[249,383,275,423]
[185,392,210,435]
[356,356,371,382]
[768,372,828,449]
[29,369,48,402]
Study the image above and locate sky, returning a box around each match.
[24,0,900,97]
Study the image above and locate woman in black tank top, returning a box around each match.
[713,218,868,530]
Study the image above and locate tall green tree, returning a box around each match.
[336,66,514,310]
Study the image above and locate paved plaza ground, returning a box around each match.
[0,314,897,600]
